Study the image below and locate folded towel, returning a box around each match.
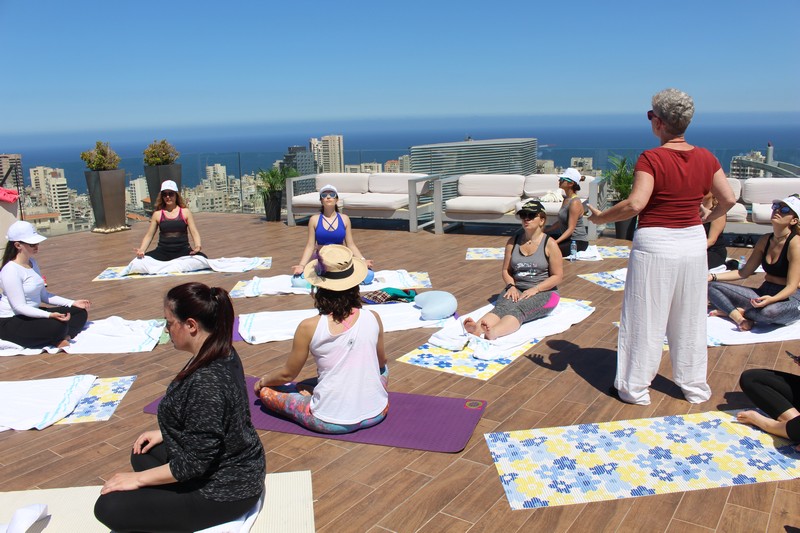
[0,375,96,431]
[122,256,270,275]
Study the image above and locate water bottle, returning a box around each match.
[570,240,577,262]
[739,255,746,270]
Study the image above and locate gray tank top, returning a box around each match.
[557,197,588,242]
[510,232,554,290]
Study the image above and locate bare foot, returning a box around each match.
[463,318,480,335]
[729,310,754,331]
[737,318,754,331]
[481,319,498,340]
[737,410,773,432]
[56,337,71,349]
[709,309,728,318]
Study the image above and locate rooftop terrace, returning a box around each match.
[2,213,799,532]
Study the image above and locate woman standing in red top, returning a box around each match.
[588,88,735,405]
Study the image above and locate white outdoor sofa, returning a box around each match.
[432,173,601,238]
[285,172,437,232]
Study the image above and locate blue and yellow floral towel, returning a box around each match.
[57,376,137,424]
[486,410,800,510]
[466,248,505,260]
[397,340,540,381]
[596,245,631,259]
[578,268,627,291]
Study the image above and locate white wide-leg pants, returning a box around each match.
[615,225,711,405]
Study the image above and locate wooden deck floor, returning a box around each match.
[2,212,799,533]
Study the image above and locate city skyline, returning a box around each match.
[2,0,798,145]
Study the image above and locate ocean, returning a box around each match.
[6,113,800,194]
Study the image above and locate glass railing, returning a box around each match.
[16,146,800,237]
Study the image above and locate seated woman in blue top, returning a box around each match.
[292,184,373,275]
[464,200,563,340]
[135,180,205,261]
[707,195,800,331]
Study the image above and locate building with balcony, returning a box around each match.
[0,154,24,189]
[310,135,344,173]
[410,138,537,177]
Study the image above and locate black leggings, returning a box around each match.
[94,444,261,533]
[740,368,800,441]
[0,306,87,348]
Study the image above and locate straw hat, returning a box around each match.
[303,245,367,290]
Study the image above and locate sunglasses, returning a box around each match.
[162,191,176,197]
[772,203,794,215]
[517,212,540,220]
[320,192,337,199]
[647,110,659,121]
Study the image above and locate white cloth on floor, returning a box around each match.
[196,490,264,533]
[122,256,267,275]
[234,270,425,297]
[707,315,800,346]
[0,375,96,431]
[428,300,595,359]
[576,245,603,261]
[238,303,451,345]
[0,317,164,357]
[0,504,48,533]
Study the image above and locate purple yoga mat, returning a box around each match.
[144,376,487,453]
[232,316,243,342]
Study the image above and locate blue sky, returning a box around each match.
[2,0,799,138]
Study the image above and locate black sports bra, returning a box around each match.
[762,233,795,278]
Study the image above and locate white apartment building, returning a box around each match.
[46,177,72,220]
[410,138,538,177]
[128,177,149,209]
[310,135,344,173]
[204,164,229,193]
[570,157,594,172]
[398,155,411,173]
[0,154,23,189]
[29,166,64,195]
[730,151,766,179]
[384,160,400,173]
[345,162,383,174]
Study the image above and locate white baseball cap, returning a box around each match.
[7,221,47,244]
[319,184,338,196]
[160,180,179,193]
[774,196,800,218]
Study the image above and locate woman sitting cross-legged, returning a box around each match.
[255,244,388,434]
[94,282,265,533]
[707,195,800,331]
[544,167,590,257]
[738,365,800,449]
[464,200,563,340]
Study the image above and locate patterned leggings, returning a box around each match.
[259,368,389,434]
[708,281,800,326]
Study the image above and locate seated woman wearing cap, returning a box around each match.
[256,245,388,434]
[544,168,590,257]
[464,200,563,340]
[135,180,205,261]
[707,195,800,331]
[291,184,372,275]
[0,221,90,348]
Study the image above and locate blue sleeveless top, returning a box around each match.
[315,213,347,245]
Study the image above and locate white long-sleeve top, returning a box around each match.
[0,259,73,319]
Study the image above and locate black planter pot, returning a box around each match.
[614,215,638,240]
[263,191,283,221]
[144,164,182,210]
[85,169,126,230]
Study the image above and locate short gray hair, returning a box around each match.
[651,88,694,135]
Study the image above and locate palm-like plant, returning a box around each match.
[607,154,635,201]
[256,167,299,193]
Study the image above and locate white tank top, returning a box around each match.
[309,309,388,424]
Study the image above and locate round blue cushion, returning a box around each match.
[414,291,457,320]
[291,274,311,289]
[360,269,375,285]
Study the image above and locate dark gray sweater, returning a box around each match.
[158,349,265,501]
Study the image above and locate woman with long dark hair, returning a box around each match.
[544,168,590,257]
[0,221,90,348]
[95,282,265,533]
[135,180,205,261]
[291,184,372,274]
[257,244,388,433]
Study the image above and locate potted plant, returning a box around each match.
[143,139,181,211]
[80,141,127,232]
[256,167,298,221]
[606,154,637,240]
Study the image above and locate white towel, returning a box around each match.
[238,303,450,345]
[0,317,164,357]
[707,315,800,346]
[429,300,596,360]
[576,245,603,261]
[0,504,48,533]
[122,256,268,275]
[197,490,264,533]
[0,375,96,431]
[233,270,426,298]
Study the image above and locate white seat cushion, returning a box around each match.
[344,193,408,210]
[368,173,428,195]
[751,203,774,224]
[523,175,560,197]
[727,177,742,200]
[315,173,370,194]
[727,203,748,222]
[457,174,525,197]
[742,177,800,204]
[446,196,520,215]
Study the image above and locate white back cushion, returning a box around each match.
[315,173,370,194]
[368,173,429,195]
[742,177,800,204]
[457,174,525,197]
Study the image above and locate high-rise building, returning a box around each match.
[398,155,411,173]
[536,160,556,174]
[282,146,316,175]
[310,135,344,173]
[46,177,72,220]
[730,151,766,179]
[128,177,149,209]
[570,157,593,172]
[205,164,228,193]
[384,160,400,173]
[0,154,23,189]
[30,166,64,195]
[410,138,537,177]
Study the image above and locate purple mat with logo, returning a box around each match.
[144,376,487,453]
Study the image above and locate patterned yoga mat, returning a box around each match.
[57,376,136,424]
[486,410,800,510]
[578,268,627,291]
[466,248,505,260]
[397,340,540,381]
[596,246,631,259]
[93,257,272,281]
